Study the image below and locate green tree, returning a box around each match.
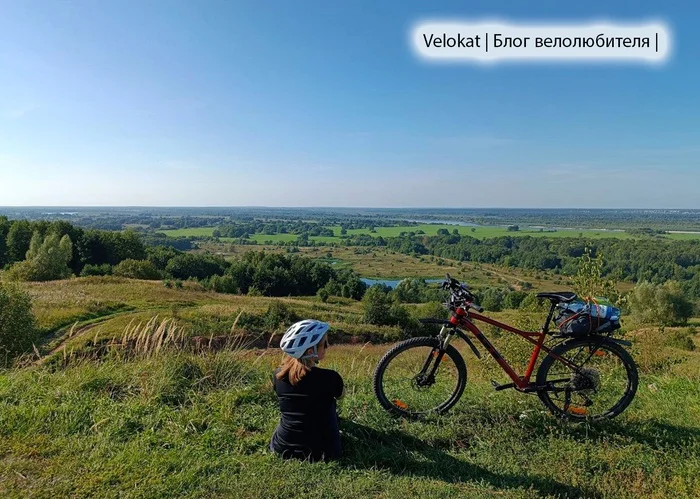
[504,290,528,309]
[146,246,182,271]
[0,216,10,267]
[6,233,73,282]
[6,220,33,263]
[394,278,426,303]
[165,253,228,280]
[0,282,39,364]
[571,246,620,304]
[112,230,147,263]
[362,285,393,326]
[479,287,508,312]
[627,281,694,326]
[48,221,84,274]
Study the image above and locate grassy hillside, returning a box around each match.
[1,326,698,498]
[1,260,697,497]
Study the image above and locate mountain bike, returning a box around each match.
[373,274,638,420]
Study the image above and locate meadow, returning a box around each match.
[161,224,700,242]
[1,309,698,498]
[0,248,697,497]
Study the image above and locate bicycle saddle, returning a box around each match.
[535,291,577,303]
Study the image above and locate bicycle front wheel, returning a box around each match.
[373,336,467,418]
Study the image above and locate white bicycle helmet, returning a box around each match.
[280,319,330,360]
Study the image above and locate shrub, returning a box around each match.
[571,246,620,304]
[362,285,394,326]
[264,301,299,331]
[389,302,420,336]
[113,259,161,280]
[504,290,528,309]
[479,287,508,312]
[627,281,694,326]
[0,282,39,364]
[165,253,228,280]
[206,275,239,294]
[80,263,113,276]
[666,328,696,352]
[317,288,329,303]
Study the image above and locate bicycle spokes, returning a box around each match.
[542,343,633,418]
[381,346,462,414]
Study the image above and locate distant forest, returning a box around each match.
[1,206,699,231]
[1,214,700,300]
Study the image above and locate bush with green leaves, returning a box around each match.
[665,327,696,352]
[504,290,528,309]
[165,253,228,280]
[5,232,73,282]
[113,259,161,280]
[362,285,393,326]
[571,246,620,304]
[393,278,444,304]
[80,263,113,277]
[627,280,694,326]
[264,301,299,331]
[478,287,509,312]
[0,282,39,364]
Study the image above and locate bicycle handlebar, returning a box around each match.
[442,273,484,312]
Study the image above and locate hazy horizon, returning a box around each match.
[1,205,699,211]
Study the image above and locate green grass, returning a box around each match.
[16,276,408,361]
[159,227,220,237]
[2,274,699,497]
[1,333,699,498]
[162,225,643,241]
[163,224,700,243]
[247,233,303,243]
[663,232,700,241]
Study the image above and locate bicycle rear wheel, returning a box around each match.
[536,337,638,420]
[373,336,467,418]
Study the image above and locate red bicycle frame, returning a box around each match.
[447,306,580,390]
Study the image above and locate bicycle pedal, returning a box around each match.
[490,380,516,391]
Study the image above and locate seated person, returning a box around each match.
[269,319,344,462]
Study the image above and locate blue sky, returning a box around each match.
[1,0,698,208]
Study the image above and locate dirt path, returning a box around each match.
[35,306,184,364]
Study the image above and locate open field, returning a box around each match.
[1,322,699,497]
[663,231,700,241]
[161,224,700,242]
[0,245,693,497]
[1,272,699,497]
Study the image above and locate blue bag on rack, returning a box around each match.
[554,297,621,336]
